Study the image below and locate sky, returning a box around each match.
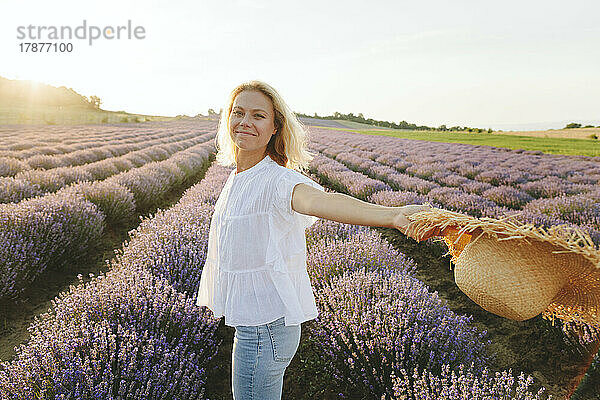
[1,0,599,131]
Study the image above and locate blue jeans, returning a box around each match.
[232,316,301,400]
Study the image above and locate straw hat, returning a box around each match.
[405,208,600,329]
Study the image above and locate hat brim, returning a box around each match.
[407,208,600,330]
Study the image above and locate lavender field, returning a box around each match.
[1,121,599,399]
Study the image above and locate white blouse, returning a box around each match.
[195,154,325,327]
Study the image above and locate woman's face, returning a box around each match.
[229,90,277,154]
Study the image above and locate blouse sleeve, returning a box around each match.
[273,168,325,229]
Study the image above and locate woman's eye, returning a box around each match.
[255,114,265,118]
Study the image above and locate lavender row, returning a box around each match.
[313,129,600,183]
[87,141,214,211]
[0,161,234,398]
[0,247,220,399]
[306,222,415,286]
[0,126,188,161]
[62,140,213,220]
[312,140,599,219]
[307,152,392,199]
[0,120,216,156]
[0,194,105,302]
[0,141,214,302]
[308,128,599,201]
[0,121,165,142]
[0,133,215,204]
[307,147,600,244]
[0,124,158,151]
[302,219,549,399]
[0,126,209,175]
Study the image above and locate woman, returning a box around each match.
[196,80,430,399]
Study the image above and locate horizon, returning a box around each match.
[1,0,599,131]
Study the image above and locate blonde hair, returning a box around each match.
[215,80,316,172]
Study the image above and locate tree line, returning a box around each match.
[564,122,599,129]
[295,111,493,133]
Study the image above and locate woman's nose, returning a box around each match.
[240,114,251,126]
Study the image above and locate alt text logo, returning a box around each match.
[16,20,146,52]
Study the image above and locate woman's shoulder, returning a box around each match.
[264,159,291,178]
[263,158,318,191]
[267,159,305,177]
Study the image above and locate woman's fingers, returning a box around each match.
[393,205,435,240]
[414,226,443,242]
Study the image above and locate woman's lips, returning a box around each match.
[238,131,255,136]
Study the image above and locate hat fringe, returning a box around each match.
[543,304,600,332]
[408,208,600,268]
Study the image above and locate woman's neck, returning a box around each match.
[235,149,268,174]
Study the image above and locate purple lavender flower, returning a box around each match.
[482,186,534,209]
[307,268,491,399]
[391,363,551,399]
[0,193,105,301]
[0,264,220,399]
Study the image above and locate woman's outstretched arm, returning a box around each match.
[291,183,431,238]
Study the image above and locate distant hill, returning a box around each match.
[296,111,492,133]
[0,76,95,108]
[297,117,392,130]
[298,117,351,129]
[0,76,181,125]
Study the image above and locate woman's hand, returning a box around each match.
[392,204,440,241]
